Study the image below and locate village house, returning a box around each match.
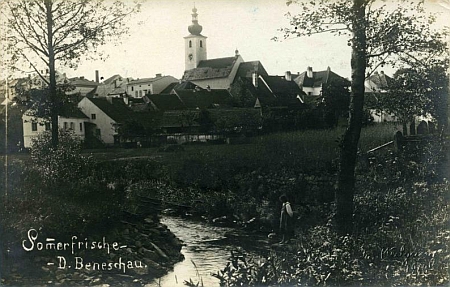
[22,106,88,148]
[126,75,179,98]
[294,66,350,98]
[66,76,100,97]
[78,97,136,145]
[364,71,397,122]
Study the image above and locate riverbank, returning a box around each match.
[1,215,184,286]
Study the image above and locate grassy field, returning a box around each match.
[79,123,398,160]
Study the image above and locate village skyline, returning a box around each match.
[4,0,449,83]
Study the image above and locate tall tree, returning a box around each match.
[278,0,448,234]
[4,0,140,148]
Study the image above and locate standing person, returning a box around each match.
[279,194,294,244]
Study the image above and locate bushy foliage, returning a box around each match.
[1,131,125,237]
[215,138,449,286]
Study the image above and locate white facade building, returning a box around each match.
[22,111,87,148]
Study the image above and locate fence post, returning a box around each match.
[394,130,404,153]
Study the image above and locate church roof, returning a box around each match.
[182,56,240,81]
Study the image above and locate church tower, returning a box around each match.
[184,7,207,71]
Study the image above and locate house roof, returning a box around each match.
[175,89,233,109]
[88,97,135,123]
[232,77,277,107]
[235,61,269,78]
[174,81,200,90]
[146,94,185,111]
[160,111,201,128]
[102,74,123,85]
[68,77,99,87]
[59,104,89,119]
[294,67,350,88]
[365,71,393,92]
[128,76,173,86]
[182,56,240,81]
[265,76,304,96]
[159,82,178,94]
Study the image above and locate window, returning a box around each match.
[131,86,134,91]
[31,122,37,132]
[200,40,203,48]
[95,128,101,137]
[63,122,68,131]
[70,122,75,130]
[135,91,138,97]
[189,40,192,48]
[79,122,83,132]
[45,122,50,131]
[91,114,96,120]
[308,92,312,96]
[139,90,142,97]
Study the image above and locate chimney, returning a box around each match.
[106,96,113,104]
[95,70,99,83]
[307,67,313,78]
[206,85,211,91]
[252,72,258,88]
[123,96,129,106]
[235,49,239,56]
[156,73,162,77]
[285,71,292,81]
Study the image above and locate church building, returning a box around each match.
[182,7,244,90]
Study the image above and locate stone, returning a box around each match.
[149,242,169,261]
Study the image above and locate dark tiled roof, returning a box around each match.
[175,89,233,109]
[88,98,135,123]
[182,56,239,81]
[160,111,200,128]
[160,82,178,94]
[231,77,277,107]
[265,76,304,96]
[174,81,199,90]
[59,104,89,119]
[197,57,236,69]
[147,94,185,111]
[294,68,350,88]
[235,61,269,78]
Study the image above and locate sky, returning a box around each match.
[11,0,450,82]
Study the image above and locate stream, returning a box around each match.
[149,216,268,287]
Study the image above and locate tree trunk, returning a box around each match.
[335,0,366,235]
[45,0,59,148]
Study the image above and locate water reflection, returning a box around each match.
[151,216,244,287]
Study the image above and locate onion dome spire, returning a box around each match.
[188,6,203,35]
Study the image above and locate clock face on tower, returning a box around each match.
[188,53,193,61]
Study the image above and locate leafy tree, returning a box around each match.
[4,0,140,148]
[319,80,350,128]
[117,119,146,142]
[278,0,448,234]
[378,65,449,134]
